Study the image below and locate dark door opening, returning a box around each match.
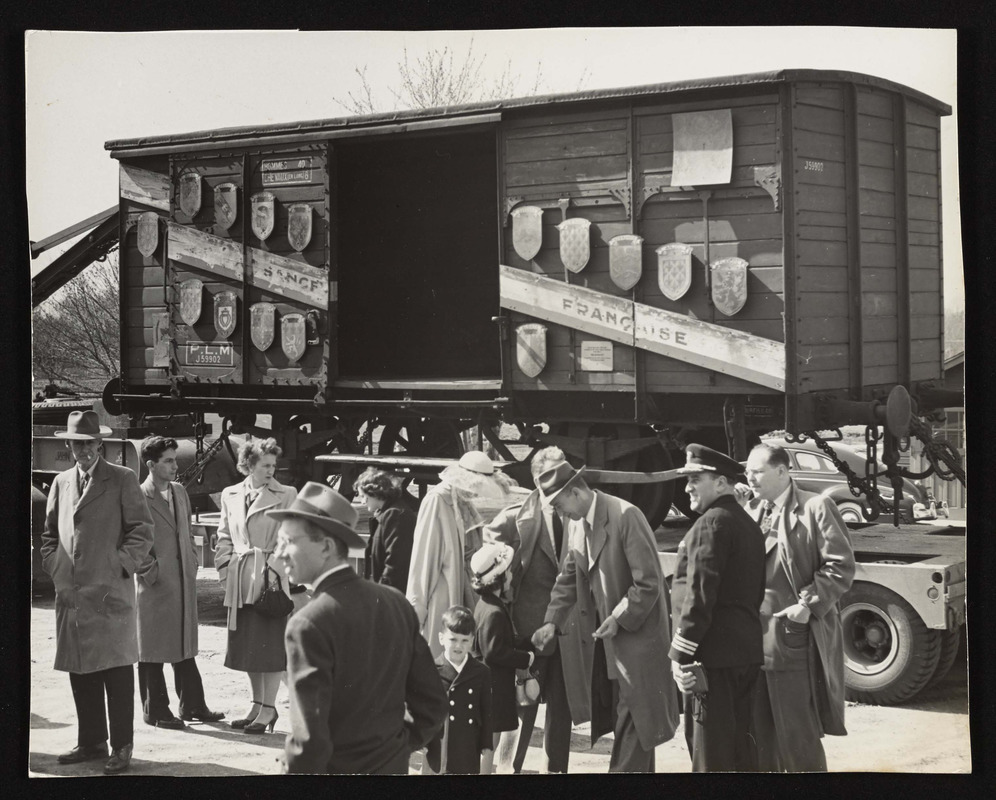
[336,130,500,379]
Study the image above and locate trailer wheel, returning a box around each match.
[840,582,942,705]
[923,626,962,690]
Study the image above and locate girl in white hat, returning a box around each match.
[470,543,536,773]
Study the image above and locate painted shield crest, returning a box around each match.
[657,242,694,301]
[137,211,159,257]
[558,218,592,274]
[214,182,238,230]
[251,192,275,241]
[516,323,547,378]
[511,206,543,261]
[214,291,238,339]
[609,235,644,290]
[250,303,276,351]
[711,257,749,316]
[178,172,202,218]
[281,313,306,362]
[287,204,313,252]
[179,278,203,326]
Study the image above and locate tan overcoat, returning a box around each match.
[136,477,199,663]
[544,491,680,751]
[41,457,154,673]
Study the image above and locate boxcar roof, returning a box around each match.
[106,69,951,157]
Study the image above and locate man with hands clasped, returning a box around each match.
[530,457,678,773]
[743,443,855,772]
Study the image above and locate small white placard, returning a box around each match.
[579,340,613,371]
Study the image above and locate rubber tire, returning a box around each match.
[923,626,962,690]
[841,582,942,705]
[836,501,865,524]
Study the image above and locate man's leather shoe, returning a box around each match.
[57,743,108,764]
[103,744,133,774]
[145,714,185,730]
[180,708,225,722]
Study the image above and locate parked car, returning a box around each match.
[763,438,925,524]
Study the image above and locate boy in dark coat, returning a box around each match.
[471,543,535,773]
[424,606,493,774]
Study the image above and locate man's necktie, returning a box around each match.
[552,512,564,561]
[80,472,90,494]
[760,501,776,535]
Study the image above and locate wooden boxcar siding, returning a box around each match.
[855,87,901,388]
[792,83,853,394]
[905,101,943,382]
[503,96,783,395]
[168,154,247,384]
[120,156,171,387]
[160,146,329,388]
[503,107,636,392]
[636,96,782,393]
[245,145,328,387]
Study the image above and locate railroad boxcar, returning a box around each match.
[103,69,954,526]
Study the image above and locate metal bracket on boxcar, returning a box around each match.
[177,418,232,488]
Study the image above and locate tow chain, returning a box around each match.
[803,407,965,524]
[806,429,893,523]
[177,424,233,488]
[907,415,966,485]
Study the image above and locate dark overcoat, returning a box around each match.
[136,477,199,663]
[544,491,680,751]
[669,494,766,667]
[747,484,855,735]
[283,568,448,774]
[363,500,416,592]
[473,592,531,732]
[484,491,587,722]
[41,457,154,673]
[424,654,493,774]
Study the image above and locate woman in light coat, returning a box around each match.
[406,451,516,660]
[214,438,297,734]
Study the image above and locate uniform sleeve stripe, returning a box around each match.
[671,635,698,655]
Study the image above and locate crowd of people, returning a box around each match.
[40,406,855,775]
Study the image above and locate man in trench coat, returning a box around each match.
[136,436,224,729]
[532,459,679,772]
[743,443,855,771]
[41,409,155,774]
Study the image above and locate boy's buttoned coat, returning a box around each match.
[41,457,155,673]
[425,654,493,774]
[136,477,199,663]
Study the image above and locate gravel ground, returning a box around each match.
[28,567,970,776]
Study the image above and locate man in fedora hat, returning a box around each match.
[271,482,448,774]
[483,446,582,774]
[743,442,854,772]
[668,443,766,772]
[530,457,679,772]
[41,409,155,774]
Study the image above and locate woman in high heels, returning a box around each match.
[215,438,297,733]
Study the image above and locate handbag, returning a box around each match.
[251,565,294,619]
[515,672,541,706]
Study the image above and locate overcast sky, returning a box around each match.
[24,27,962,311]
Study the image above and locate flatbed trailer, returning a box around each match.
[656,518,966,705]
